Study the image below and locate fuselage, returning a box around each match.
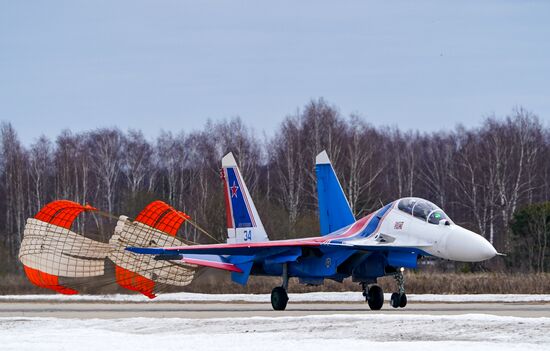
[251,197,497,283]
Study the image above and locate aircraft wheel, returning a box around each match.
[271,286,288,311]
[399,293,407,308]
[390,292,400,308]
[367,285,384,310]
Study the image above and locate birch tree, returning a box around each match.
[88,129,123,213]
[123,130,153,199]
[342,116,385,216]
[28,136,53,212]
[0,123,28,262]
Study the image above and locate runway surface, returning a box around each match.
[1,300,549,318]
[2,299,549,350]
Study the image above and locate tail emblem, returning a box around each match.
[231,182,239,198]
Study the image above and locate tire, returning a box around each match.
[390,292,400,308]
[367,285,384,310]
[399,293,407,308]
[271,286,289,311]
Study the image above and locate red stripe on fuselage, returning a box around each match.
[223,168,234,228]
[325,214,373,241]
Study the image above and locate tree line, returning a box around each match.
[1,98,549,274]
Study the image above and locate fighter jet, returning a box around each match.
[128,151,497,310]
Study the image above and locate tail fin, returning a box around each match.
[222,152,269,243]
[315,150,355,235]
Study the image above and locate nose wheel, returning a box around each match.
[390,292,407,308]
[390,268,407,308]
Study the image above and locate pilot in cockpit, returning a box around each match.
[397,197,450,225]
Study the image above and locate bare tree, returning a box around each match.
[213,118,262,195]
[484,110,542,250]
[88,129,123,213]
[342,116,385,216]
[271,116,305,235]
[0,123,28,263]
[385,129,418,199]
[301,99,346,206]
[28,136,53,212]
[123,130,153,199]
[450,128,497,242]
[416,134,454,209]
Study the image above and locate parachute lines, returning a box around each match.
[18,200,200,298]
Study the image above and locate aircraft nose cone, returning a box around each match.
[445,227,497,262]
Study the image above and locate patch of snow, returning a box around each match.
[0,314,548,351]
[1,292,550,303]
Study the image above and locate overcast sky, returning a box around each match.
[1,0,548,145]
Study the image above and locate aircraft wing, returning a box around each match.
[126,233,433,257]
[126,240,322,279]
[126,239,322,256]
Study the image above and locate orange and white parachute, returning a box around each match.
[109,201,195,298]
[18,200,198,298]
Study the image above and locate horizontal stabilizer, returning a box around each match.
[151,251,243,273]
[180,256,243,273]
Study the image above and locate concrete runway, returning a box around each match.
[1,301,548,319]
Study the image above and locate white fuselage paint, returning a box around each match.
[353,206,497,262]
[374,207,497,262]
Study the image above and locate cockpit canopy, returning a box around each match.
[397,197,451,224]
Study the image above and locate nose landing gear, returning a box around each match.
[390,268,407,308]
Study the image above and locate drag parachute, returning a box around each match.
[19,201,110,294]
[18,200,199,298]
[109,201,196,299]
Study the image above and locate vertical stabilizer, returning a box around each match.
[222,153,269,243]
[315,150,355,235]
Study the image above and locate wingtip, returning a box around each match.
[222,152,238,167]
[315,150,331,165]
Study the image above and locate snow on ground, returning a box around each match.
[1,292,550,303]
[0,314,548,351]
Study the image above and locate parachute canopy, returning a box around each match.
[18,200,198,298]
[109,201,195,299]
[19,200,108,294]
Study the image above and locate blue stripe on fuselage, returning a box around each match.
[357,202,393,238]
[324,202,395,245]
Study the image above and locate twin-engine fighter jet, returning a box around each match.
[128,151,497,310]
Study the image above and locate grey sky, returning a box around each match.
[1,0,549,145]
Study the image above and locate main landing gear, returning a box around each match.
[362,268,408,310]
[390,268,407,308]
[362,283,384,310]
[271,263,289,311]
